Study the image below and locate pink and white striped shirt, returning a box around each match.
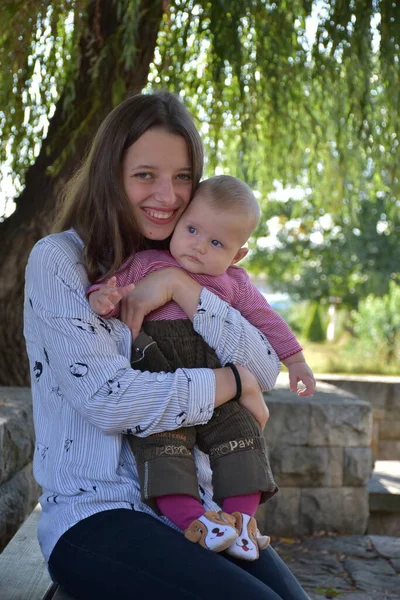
[88,249,302,361]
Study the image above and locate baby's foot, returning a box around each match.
[226,512,270,561]
[184,510,238,552]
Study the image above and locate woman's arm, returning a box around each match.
[25,238,226,437]
[120,268,281,392]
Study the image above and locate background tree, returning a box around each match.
[248,191,399,306]
[1,0,399,384]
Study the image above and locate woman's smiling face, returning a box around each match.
[122,127,193,240]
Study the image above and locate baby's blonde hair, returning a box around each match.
[197,175,260,235]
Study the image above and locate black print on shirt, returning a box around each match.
[198,484,206,505]
[181,369,192,384]
[78,486,97,495]
[98,317,112,334]
[34,361,43,381]
[47,494,58,504]
[175,411,187,426]
[44,348,50,365]
[107,378,121,395]
[70,362,89,377]
[125,426,142,435]
[29,297,33,308]
[72,318,97,334]
[64,439,73,452]
[51,385,63,399]
[36,443,49,460]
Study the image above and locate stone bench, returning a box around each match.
[316,374,400,460]
[257,376,373,536]
[0,387,40,551]
[1,380,375,549]
[0,504,73,600]
[368,460,400,537]
[0,380,375,598]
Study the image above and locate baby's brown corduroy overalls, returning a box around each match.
[127,319,278,512]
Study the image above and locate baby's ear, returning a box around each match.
[231,247,248,265]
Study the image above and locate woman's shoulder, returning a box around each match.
[27,230,88,288]
[30,230,83,265]
[35,229,83,251]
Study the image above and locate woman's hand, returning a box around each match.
[120,268,202,339]
[120,268,175,337]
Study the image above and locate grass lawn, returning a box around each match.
[297,337,400,376]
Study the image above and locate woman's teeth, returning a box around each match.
[145,210,174,219]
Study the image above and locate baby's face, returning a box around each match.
[169,193,249,276]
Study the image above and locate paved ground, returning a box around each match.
[274,533,400,599]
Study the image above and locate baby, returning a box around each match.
[88,175,315,560]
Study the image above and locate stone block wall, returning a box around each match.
[0,380,375,548]
[316,375,400,460]
[257,377,373,537]
[0,387,40,551]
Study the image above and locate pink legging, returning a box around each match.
[156,492,261,531]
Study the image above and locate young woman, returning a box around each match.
[24,91,310,599]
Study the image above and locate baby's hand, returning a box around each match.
[287,362,316,397]
[89,277,135,316]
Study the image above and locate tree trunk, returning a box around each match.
[0,0,164,385]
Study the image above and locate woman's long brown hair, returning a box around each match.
[53,92,204,283]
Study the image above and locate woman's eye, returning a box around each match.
[211,240,223,247]
[188,226,197,234]
[177,173,192,181]
[134,172,151,179]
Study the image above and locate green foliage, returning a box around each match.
[0,0,142,187]
[247,191,400,306]
[309,281,400,374]
[144,0,400,218]
[2,0,400,220]
[297,336,399,375]
[0,1,76,178]
[352,281,400,364]
[303,302,326,342]
[1,0,399,313]
[278,300,310,336]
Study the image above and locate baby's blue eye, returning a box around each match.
[211,240,222,247]
[188,226,197,234]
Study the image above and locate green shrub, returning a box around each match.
[351,281,400,365]
[303,303,326,342]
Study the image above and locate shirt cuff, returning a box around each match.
[182,366,216,426]
[279,347,304,361]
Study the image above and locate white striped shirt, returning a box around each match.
[23,230,281,563]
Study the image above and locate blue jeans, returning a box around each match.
[49,509,310,599]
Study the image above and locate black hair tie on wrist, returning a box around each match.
[225,362,242,401]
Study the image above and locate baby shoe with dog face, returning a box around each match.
[226,512,270,561]
[184,510,238,552]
